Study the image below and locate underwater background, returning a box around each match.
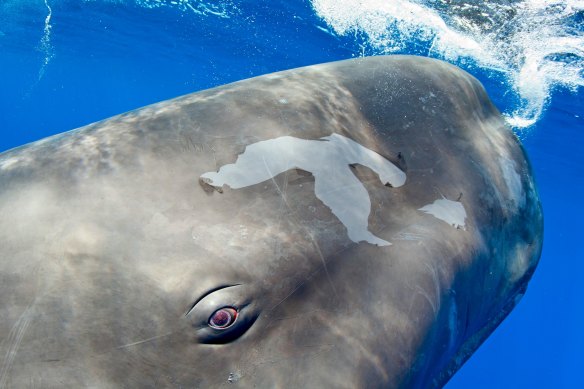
[0,0,582,387]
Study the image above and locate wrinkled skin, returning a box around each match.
[0,56,542,388]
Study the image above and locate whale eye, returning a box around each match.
[209,307,237,329]
[186,284,259,344]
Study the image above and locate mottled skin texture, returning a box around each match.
[0,56,542,388]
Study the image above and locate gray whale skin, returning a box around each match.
[0,56,542,388]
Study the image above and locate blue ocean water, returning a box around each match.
[0,0,582,387]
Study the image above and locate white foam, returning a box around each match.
[311,0,584,129]
[311,0,493,60]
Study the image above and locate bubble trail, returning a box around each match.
[38,0,54,82]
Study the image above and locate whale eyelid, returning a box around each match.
[185,283,241,317]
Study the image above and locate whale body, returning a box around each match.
[0,56,543,388]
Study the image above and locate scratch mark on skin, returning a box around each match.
[0,305,34,389]
[248,344,335,368]
[264,152,352,300]
[267,278,310,314]
[261,154,337,299]
[266,263,330,316]
[262,154,292,258]
[115,332,175,350]
[270,309,336,322]
[266,253,341,322]
[263,155,291,211]
[413,285,437,317]
[405,242,440,319]
[270,244,356,315]
[307,232,338,298]
[423,261,442,315]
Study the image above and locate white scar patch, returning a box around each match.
[201,133,406,246]
[419,198,467,230]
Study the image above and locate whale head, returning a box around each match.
[0,56,542,388]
